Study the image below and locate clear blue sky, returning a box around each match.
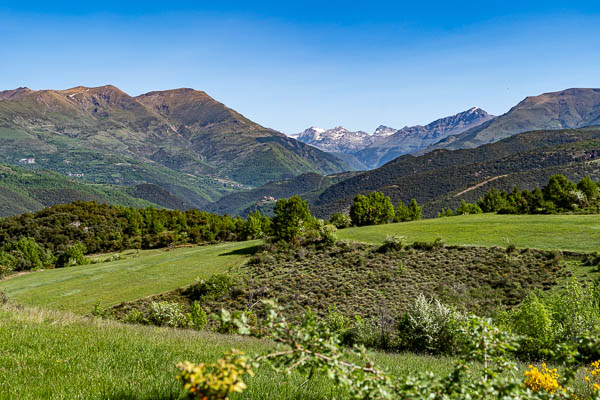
[1,1,599,133]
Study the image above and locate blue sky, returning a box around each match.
[1,1,599,133]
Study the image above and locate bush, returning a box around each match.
[55,242,90,268]
[187,274,234,301]
[397,294,464,354]
[395,199,422,222]
[271,196,313,242]
[188,301,208,330]
[123,309,145,324]
[456,199,482,215]
[330,213,351,229]
[149,301,189,328]
[378,234,405,253]
[501,292,555,358]
[0,290,9,305]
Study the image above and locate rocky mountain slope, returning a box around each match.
[427,88,600,152]
[293,107,494,169]
[0,85,348,208]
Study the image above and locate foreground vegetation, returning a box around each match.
[0,304,454,400]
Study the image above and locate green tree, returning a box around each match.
[542,174,577,211]
[456,200,482,215]
[271,196,313,242]
[577,176,599,204]
[349,192,394,226]
[241,210,266,240]
[55,242,90,268]
[394,200,411,222]
[477,188,507,212]
[407,198,422,220]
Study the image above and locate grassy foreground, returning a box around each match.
[0,305,454,400]
[0,241,259,314]
[338,214,600,253]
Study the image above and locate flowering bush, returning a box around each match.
[148,301,188,328]
[176,350,253,399]
[524,363,561,393]
[585,361,600,393]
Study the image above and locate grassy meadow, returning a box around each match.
[0,305,455,400]
[338,214,600,253]
[0,241,259,314]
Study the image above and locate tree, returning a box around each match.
[407,199,423,220]
[55,242,90,268]
[477,188,507,213]
[394,200,411,222]
[349,192,394,226]
[543,175,577,211]
[577,176,599,204]
[456,200,482,215]
[241,210,269,240]
[271,196,313,242]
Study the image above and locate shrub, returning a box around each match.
[395,199,422,222]
[123,309,145,324]
[55,242,90,268]
[456,199,482,215]
[330,213,351,229]
[500,292,554,358]
[187,274,234,301]
[149,301,189,328]
[436,207,456,218]
[397,294,464,354]
[188,301,208,330]
[524,363,561,393]
[378,234,405,253]
[0,290,9,305]
[176,350,253,400]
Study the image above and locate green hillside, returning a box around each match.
[0,241,259,313]
[207,172,357,216]
[312,127,600,218]
[337,214,600,253]
[0,164,160,216]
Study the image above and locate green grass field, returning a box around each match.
[0,241,259,314]
[0,305,455,400]
[338,214,600,253]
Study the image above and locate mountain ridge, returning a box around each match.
[0,84,349,204]
[293,107,494,169]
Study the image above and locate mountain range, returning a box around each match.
[292,107,494,169]
[2,85,600,219]
[0,85,348,209]
[422,88,600,153]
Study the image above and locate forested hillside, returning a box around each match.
[311,127,600,218]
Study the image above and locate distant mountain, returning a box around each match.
[310,126,600,219]
[428,88,600,152]
[0,85,348,209]
[293,126,374,153]
[293,107,493,169]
